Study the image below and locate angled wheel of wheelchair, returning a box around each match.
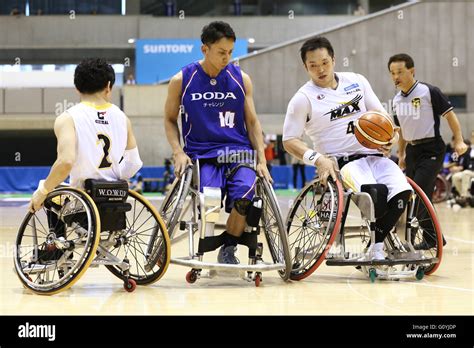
[105,190,171,285]
[159,166,194,243]
[14,188,100,295]
[386,177,443,275]
[286,178,344,280]
[256,178,292,281]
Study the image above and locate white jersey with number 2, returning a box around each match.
[67,102,127,188]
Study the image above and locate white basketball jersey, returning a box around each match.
[67,102,127,188]
[284,72,387,158]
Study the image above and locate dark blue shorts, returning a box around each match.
[199,161,256,213]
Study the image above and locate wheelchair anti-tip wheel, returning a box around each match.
[286,178,344,280]
[14,188,100,295]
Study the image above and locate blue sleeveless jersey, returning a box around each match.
[180,61,253,160]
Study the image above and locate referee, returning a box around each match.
[388,53,468,248]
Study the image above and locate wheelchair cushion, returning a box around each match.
[84,179,129,203]
[360,184,388,219]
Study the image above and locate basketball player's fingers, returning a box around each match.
[319,171,328,186]
[263,169,273,183]
[28,201,35,213]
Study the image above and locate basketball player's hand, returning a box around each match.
[315,156,339,186]
[257,162,273,184]
[173,151,192,178]
[378,132,399,157]
[29,188,48,213]
[398,155,406,171]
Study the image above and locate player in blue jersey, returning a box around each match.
[164,21,271,264]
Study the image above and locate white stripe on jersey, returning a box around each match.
[68,102,127,188]
[283,72,387,158]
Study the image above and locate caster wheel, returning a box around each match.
[186,270,197,284]
[255,274,262,287]
[124,279,137,292]
[416,268,425,281]
[369,268,377,283]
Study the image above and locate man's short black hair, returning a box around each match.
[388,53,415,71]
[74,58,115,94]
[201,21,236,45]
[300,36,334,64]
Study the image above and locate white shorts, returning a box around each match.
[340,156,412,201]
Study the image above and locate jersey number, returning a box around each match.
[97,134,112,169]
[346,121,355,134]
[219,111,235,128]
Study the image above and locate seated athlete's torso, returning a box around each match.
[298,72,379,158]
[67,101,127,188]
[180,61,252,160]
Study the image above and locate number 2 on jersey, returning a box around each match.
[97,134,112,169]
[219,111,235,128]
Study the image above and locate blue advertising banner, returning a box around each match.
[135,39,248,84]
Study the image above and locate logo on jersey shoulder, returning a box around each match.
[96,111,109,125]
[324,94,362,121]
[411,97,421,108]
[190,92,237,101]
[317,94,325,100]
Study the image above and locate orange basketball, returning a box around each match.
[354,111,394,149]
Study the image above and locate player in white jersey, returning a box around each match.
[283,37,412,260]
[29,58,142,212]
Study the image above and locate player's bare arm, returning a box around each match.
[242,71,272,183]
[164,71,192,177]
[29,112,76,212]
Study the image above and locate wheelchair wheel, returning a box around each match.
[105,190,171,285]
[432,174,450,203]
[14,188,100,295]
[256,178,292,281]
[386,177,443,275]
[286,178,344,280]
[159,166,194,243]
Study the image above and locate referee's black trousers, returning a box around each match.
[405,138,446,200]
[405,138,446,246]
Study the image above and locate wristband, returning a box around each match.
[303,149,322,166]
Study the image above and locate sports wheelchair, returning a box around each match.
[286,168,443,282]
[14,179,171,295]
[147,159,292,287]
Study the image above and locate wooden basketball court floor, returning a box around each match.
[0,193,472,315]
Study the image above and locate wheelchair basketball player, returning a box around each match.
[282,36,412,260]
[164,21,271,264]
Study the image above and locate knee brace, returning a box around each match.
[234,198,251,216]
[246,197,263,228]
